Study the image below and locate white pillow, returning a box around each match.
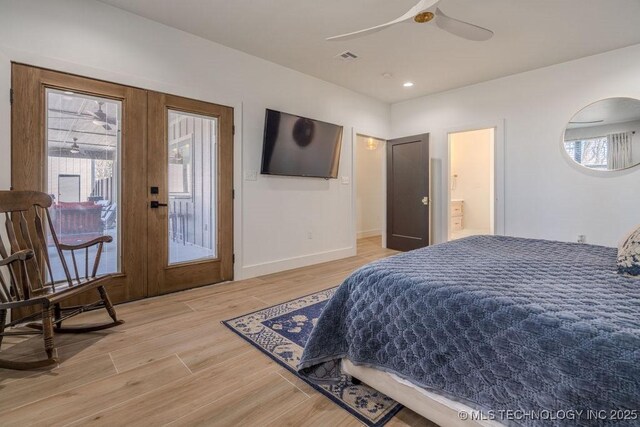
[617,225,640,276]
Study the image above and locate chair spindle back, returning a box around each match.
[0,191,75,302]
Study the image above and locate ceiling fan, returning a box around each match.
[86,102,117,131]
[569,120,604,125]
[68,137,82,155]
[326,0,493,42]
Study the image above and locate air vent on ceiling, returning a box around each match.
[335,51,358,62]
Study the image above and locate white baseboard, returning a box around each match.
[357,229,381,239]
[238,246,357,280]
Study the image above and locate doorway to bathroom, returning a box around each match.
[448,128,495,241]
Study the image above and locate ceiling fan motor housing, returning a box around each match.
[414,12,435,23]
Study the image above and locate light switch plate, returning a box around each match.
[245,170,258,181]
[341,176,350,185]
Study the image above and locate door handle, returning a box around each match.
[421,197,429,206]
[150,201,168,209]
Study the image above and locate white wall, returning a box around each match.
[392,43,640,247]
[0,0,390,279]
[2,0,639,276]
[450,129,493,232]
[355,135,384,239]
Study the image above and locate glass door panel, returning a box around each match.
[46,88,121,279]
[147,92,233,296]
[167,110,217,265]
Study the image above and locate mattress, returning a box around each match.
[342,358,503,427]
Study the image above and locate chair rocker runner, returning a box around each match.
[0,191,124,370]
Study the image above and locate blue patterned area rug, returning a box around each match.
[222,287,402,427]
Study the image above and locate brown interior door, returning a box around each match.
[11,63,147,304]
[146,92,234,296]
[386,134,430,251]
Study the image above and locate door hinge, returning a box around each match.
[232,125,235,135]
[232,254,235,264]
[9,88,14,105]
[232,189,235,199]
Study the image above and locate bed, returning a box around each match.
[298,236,640,426]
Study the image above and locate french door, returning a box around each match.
[11,64,233,304]
[147,92,233,295]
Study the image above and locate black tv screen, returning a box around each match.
[261,109,343,178]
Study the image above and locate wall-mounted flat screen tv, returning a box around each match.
[260,109,343,178]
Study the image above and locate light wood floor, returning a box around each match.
[0,237,436,426]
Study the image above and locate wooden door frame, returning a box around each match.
[147,92,234,296]
[11,63,148,304]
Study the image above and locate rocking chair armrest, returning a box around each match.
[58,236,113,251]
[0,249,35,266]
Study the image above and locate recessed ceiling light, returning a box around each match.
[403,82,414,87]
[382,72,393,79]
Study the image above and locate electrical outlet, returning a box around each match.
[341,176,350,185]
[307,231,313,239]
[577,235,586,244]
[244,170,258,181]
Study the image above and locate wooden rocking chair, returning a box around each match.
[0,191,123,370]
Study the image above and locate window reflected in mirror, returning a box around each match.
[563,137,608,170]
[563,97,640,172]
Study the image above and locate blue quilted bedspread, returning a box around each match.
[298,236,640,426]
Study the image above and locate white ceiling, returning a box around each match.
[97,0,640,103]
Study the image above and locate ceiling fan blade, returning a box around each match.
[327,0,440,41]
[326,21,402,42]
[435,7,493,41]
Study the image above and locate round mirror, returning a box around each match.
[563,97,640,172]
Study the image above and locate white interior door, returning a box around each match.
[57,174,81,202]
